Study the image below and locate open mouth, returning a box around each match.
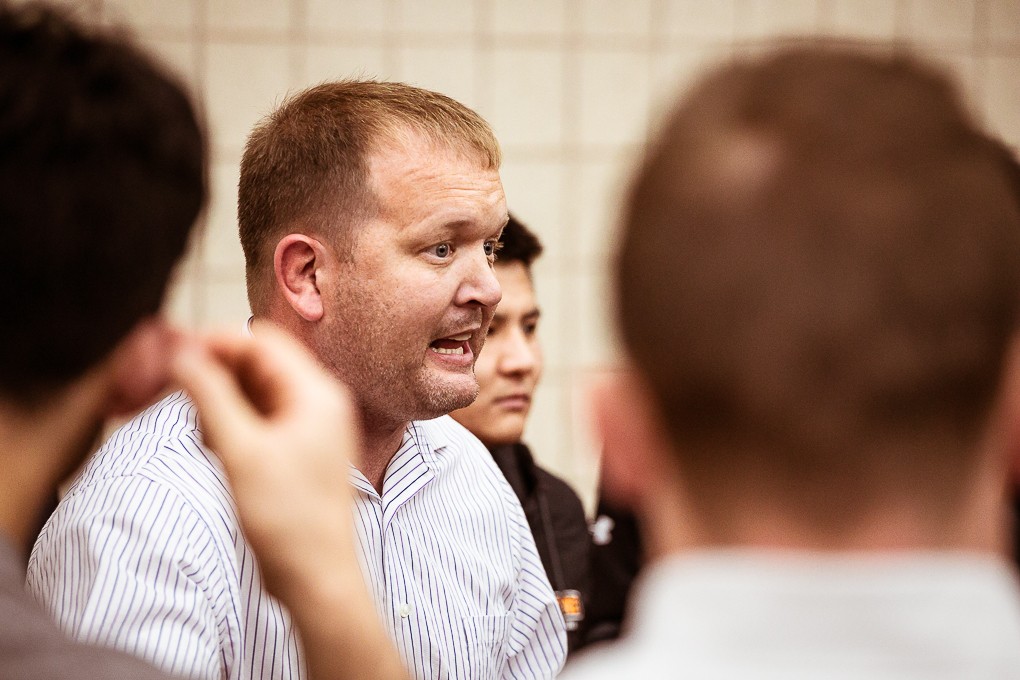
[429,332,472,355]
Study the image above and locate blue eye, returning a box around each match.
[433,243,451,258]
[483,240,496,257]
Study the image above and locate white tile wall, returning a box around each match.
[102,0,195,33]
[204,162,246,274]
[482,48,565,148]
[734,0,821,41]
[530,265,571,376]
[205,0,292,34]
[580,0,653,38]
[920,51,983,116]
[574,267,618,370]
[661,0,736,41]
[568,368,607,510]
[488,0,569,37]
[986,0,1020,47]
[576,49,652,148]
[395,0,475,35]
[164,247,203,327]
[526,376,573,478]
[821,0,899,40]
[904,0,977,46]
[396,45,479,110]
[141,38,199,85]
[305,0,390,35]
[84,0,1020,504]
[303,43,392,84]
[649,44,733,133]
[498,159,569,262]
[200,276,251,331]
[204,42,294,155]
[985,56,1020,144]
[575,157,629,263]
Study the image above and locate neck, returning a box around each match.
[357,412,408,493]
[642,457,1011,562]
[257,314,403,491]
[0,389,104,553]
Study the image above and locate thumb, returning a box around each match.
[172,340,260,460]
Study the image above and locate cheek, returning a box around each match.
[531,341,544,381]
[473,351,498,390]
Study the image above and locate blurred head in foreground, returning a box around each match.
[596,44,1020,555]
[0,2,205,542]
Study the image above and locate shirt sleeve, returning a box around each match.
[502,492,568,678]
[27,473,226,680]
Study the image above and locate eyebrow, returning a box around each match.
[493,308,541,322]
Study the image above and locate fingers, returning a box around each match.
[172,326,356,456]
[171,338,260,456]
[202,324,345,417]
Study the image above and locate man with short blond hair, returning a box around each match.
[238,81,502,313]
[31,79,566,680]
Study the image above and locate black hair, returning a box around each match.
[497,213,543,267]
[0,3,206,402]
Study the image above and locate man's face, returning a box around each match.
[315,133,506,427]
[451,261,542,447]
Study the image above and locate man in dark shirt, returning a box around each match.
[451,214,591,652]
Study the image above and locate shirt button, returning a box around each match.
[398,603,411,618]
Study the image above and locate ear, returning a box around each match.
[105,317,179,417]
[592,369,674,511]
[274,234,328,322]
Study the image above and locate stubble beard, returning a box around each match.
[345,354,480,426]
[417,365,480,417]
[317,312,481,429]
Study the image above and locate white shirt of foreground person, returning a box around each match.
[27,390,566,680]
[563,551,1020,679]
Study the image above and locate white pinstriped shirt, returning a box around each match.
[27,391,566,680]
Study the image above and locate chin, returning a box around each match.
[486,420,525,448]
[415,377,479,419]
[488,434,523,448]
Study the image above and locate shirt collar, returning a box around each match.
[348,419,446,499]
[628,549,1020,660]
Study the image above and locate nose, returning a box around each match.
[498,328,538,376]
[455,250,502,309]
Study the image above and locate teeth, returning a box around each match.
[449,333,472,341]
[434,346,465,355]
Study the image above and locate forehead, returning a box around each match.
[366,131,505,227]
[493,262,536,312]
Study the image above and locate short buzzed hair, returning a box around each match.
[618,45,1020,527]
[238,80,501,313]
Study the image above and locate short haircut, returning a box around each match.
[238,80,502,313]
[0,3,206,404]
[617,44,1020,526]
[496,213,543,269]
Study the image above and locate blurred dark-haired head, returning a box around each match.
[497,213,543,269]
[0,3,206,404]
